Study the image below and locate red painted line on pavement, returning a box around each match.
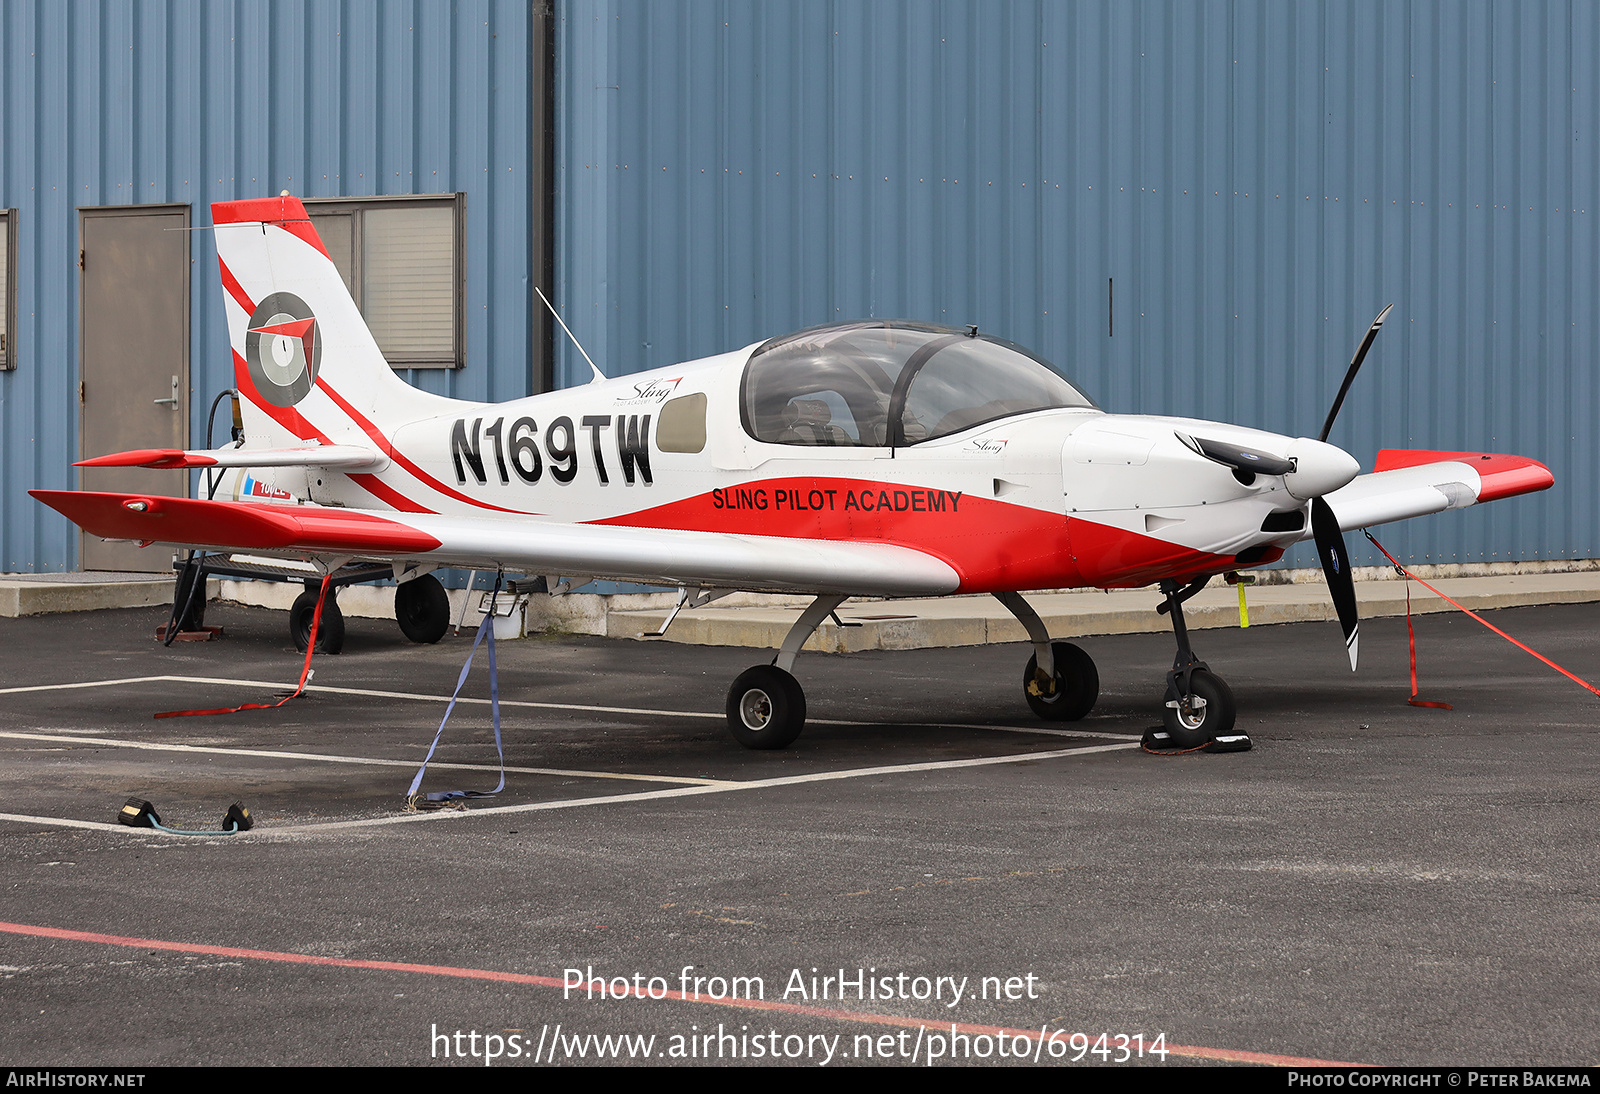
[0,919,1363,1066]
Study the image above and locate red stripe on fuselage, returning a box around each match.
[591,478,1260,592]
[1064,515,1266,587]
[347,472,433,514]
[315,381,531,516]
[591,479,1064,591]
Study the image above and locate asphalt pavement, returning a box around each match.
[0,598,1595,1067]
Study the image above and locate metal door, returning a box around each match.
[78,205,190,571]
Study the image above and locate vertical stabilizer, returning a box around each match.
[211,196,446,452]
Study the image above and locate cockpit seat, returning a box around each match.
[779,399,850,446]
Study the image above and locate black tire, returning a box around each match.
[725,665,806,749]
[290,589,345,655]
[1023,641,1099,721]
[1161,669,1235,748]
[395,573,450,644]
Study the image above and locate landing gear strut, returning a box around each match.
[994,591,1099,721]
[1147,577,1250,752]
[724,593,845,749]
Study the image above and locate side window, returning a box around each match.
[0,209,14,370]
[657,392,707,453]
[307,195,464,369]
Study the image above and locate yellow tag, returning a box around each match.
[1237,580,1250,628]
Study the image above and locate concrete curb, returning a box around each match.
[6,571,1599,655]
[605,572,1600,654]
[0,576,178,617]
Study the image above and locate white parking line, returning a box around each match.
[0,812,128,833]
[0,676,185,696]
[0,740,1141,836]
[0,674,1143,740]
[0,675,1144,836]
[265,742,1142,833]
[0,730,733,786]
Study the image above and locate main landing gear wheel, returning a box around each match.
[1161,669,1236,748]
[395,573,450,644]
[290,588,345,655]
[1023,641,1099,721]
[726,665,806,749]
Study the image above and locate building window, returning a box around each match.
[306,194,464,369]
[0,209,14,370]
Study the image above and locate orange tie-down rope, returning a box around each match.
[1363,530,1600,705]
[155,574,331,719]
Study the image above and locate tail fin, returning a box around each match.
[212,196,440,449]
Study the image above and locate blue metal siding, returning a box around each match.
[557,0,1600,567]
[0,0,532,572]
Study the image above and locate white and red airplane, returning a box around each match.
[35,195,1554,752]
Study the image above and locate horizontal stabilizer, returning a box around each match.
[75,445,388,472]
[1316,450,1552,534]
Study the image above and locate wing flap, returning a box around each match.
[31,491,960,597]
[1317,450,1552,534]
[76,445,388,472]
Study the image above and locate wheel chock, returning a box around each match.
[1142,727,1254,753]
[115,797,254,834]
[118,798,161,828]
[223,803,254,832]
[1141,727,1177,749]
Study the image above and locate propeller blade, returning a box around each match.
[1318,303,1393,443]
[1176,432,1296,477]
[1312,496,1359,670]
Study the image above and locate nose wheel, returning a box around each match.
[1161,668,1236,747]
[1146,578,1251,752]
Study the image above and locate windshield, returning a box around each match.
[742,321,1094,447]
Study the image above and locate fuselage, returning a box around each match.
[232,341,1355,593]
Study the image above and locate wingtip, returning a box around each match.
[75,448,215,469]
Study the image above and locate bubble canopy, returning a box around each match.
[740,321,1096,448]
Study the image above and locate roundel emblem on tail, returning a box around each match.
[245,292,321,407]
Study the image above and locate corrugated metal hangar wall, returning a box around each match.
[1,1,1595,576]
[0,0,538,572]
[556,0,1600,570]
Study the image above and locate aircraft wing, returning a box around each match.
[30,490,960,597]
[76,445,388,472]
[1314,449,1553,534]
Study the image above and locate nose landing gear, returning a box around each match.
[1146,577,1251,752]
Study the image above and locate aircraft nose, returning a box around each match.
[1284,437,1361,500]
